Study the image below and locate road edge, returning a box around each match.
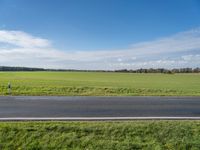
[1,117,200,121]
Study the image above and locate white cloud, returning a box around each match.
[181,54,200,61]
[0,30,50,48]
[0,28,200,69]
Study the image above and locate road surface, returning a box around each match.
[0,96,200,120]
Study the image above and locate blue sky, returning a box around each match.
[0,0,200,69]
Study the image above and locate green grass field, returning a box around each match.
[0,121,200,149]
[0,72,199,96]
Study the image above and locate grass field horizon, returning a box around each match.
[0,71,199,96]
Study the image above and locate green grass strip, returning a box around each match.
[0,121,200,149]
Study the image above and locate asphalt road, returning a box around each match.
[0,96,200,120]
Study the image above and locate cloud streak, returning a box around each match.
[0,28,199,69]
[0,30,50,48]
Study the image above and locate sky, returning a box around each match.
[0,0,200,70]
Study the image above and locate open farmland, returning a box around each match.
[0,72,199,96]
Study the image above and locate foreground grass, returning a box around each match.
[0,72,200,96]
[0,121,200,149]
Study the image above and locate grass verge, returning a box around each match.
[0,121,200,149]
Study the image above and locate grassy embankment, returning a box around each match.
[0,121,200,149]
[0,72,199,96]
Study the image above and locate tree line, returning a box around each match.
[114,68,200,73]
[0,66,70,71]
[0,66,199,73]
